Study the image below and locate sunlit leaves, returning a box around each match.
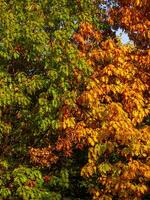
[0,0,150,199]
[58,18,150,199]
[108,0,150,48]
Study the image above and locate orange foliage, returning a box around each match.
[29,3,149,198]
[108,0,150,49]
[29,146,58,167]
[57,21,150,199]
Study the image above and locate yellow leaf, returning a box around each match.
[88,137,95,146]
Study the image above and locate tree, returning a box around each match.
[0,0,108,199]
[0,0,149,199]
[108,0,150,49]
[55,19,150,199]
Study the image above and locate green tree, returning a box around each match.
[0,0,109,199]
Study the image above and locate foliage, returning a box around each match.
[0,160,68,199]
[0,0,108,199]
[108,0,150,49]
[57,20,150,199]
[0,0,150,199]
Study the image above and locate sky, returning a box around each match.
[116,28,131,44]
[98,2,132,45]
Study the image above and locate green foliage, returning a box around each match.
[3,0,149,199]
[0,162,65,200]
[0,0,108,199]
[0,0,104,154]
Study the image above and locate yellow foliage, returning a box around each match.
[57,15,150,199]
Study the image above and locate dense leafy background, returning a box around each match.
[0,0,149,199]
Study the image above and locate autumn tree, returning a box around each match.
[0,0,108,199]
[53,19,150,199]
[0,0,149,199]
[41,1,149,199]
